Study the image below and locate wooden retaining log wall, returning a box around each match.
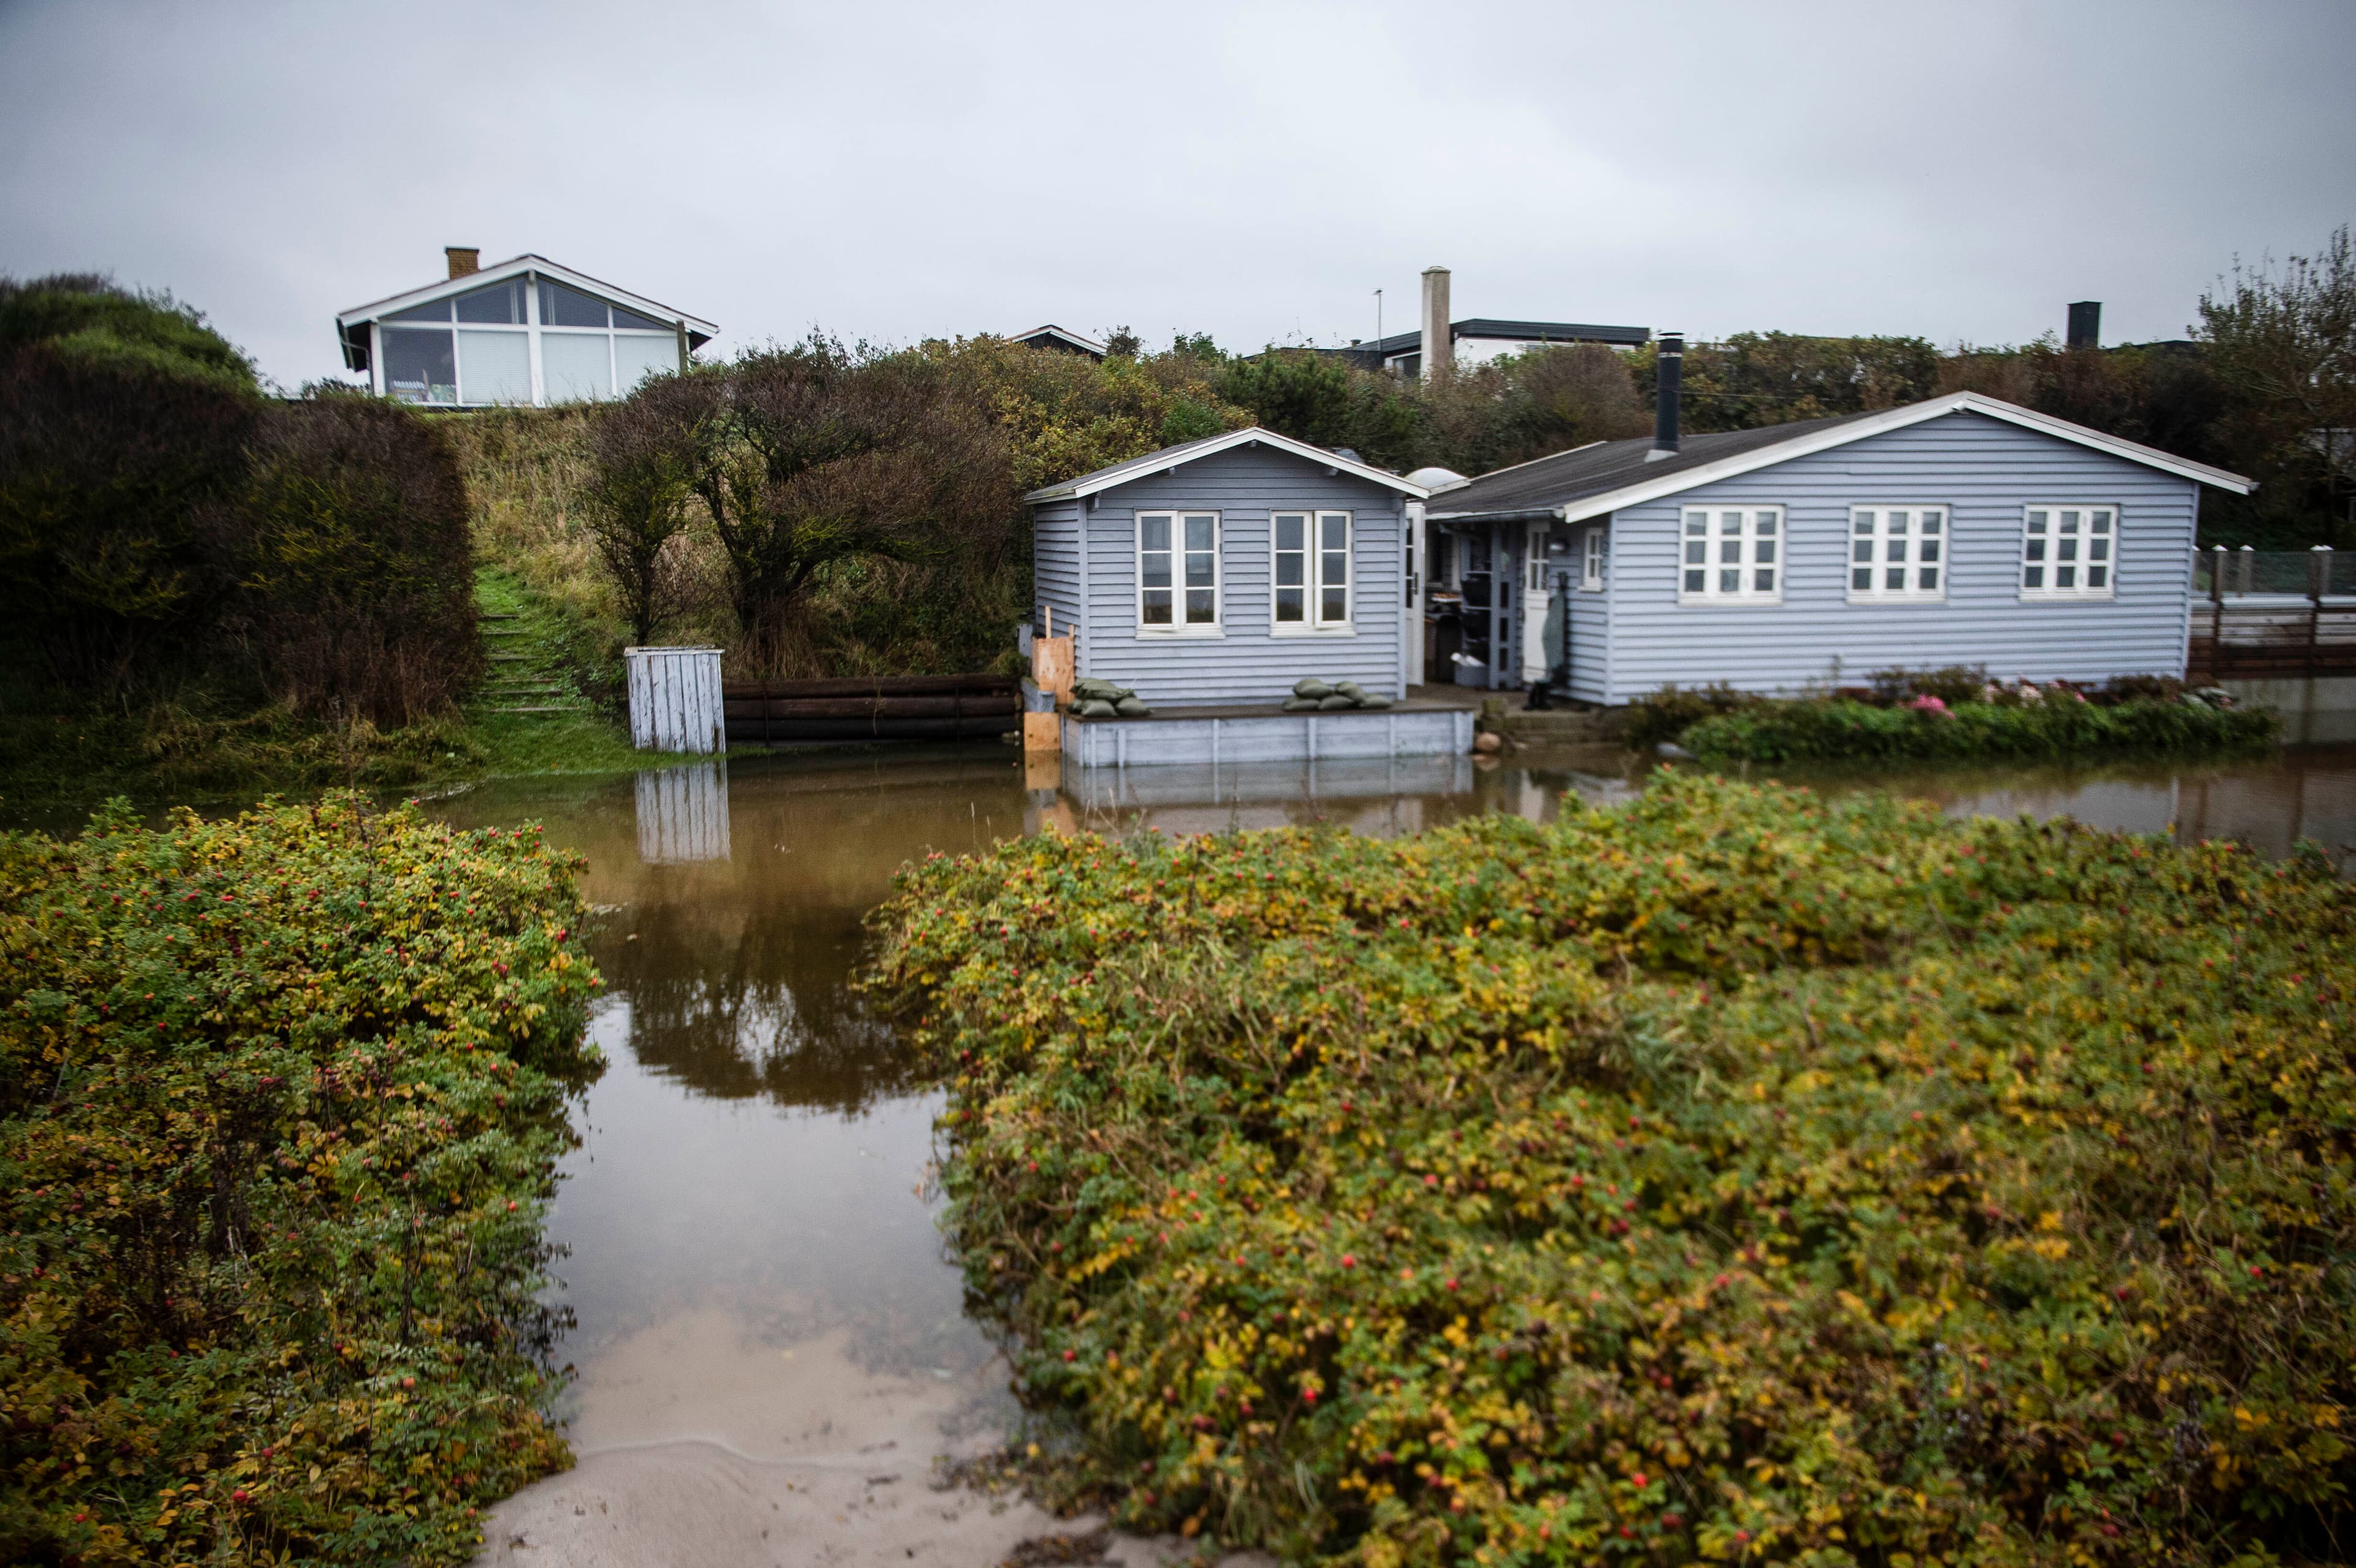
[723,674,1020,745]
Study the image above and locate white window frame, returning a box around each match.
[1525,525,1549,593]
[2019,504,2118,601]
[1678,505,1784,605]
[1270,510,1353,635]
[1136,510,1223,636]
[1847,505,1949,603]
[1580,526,1605,591]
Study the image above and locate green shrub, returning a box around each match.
[1622,682,1759,749]
[1865,664,1988,707]
[0,793,601,1566]
[866,774,2356,1566]
[1682,694,2277,763]
[0,274,258,394]
[237,393,481,723]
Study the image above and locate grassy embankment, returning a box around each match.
[1,791,602,1566]
[868,772,2354,1566]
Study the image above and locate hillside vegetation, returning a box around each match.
[869,773,2355,1566]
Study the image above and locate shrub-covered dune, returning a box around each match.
[868,774,2355,1566]
[0,794,601,1566]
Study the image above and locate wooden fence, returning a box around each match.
[722,673,1020,745]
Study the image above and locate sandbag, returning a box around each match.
[1281,697,1319,712]
[1114,696,1152,717]
[1317,693,1356,710]
[1334,680,1365,700]
[1292,678,1333,699]
[1075,698,1117,718]
[1356,693,1394,710]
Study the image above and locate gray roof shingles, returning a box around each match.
[1426,408,1885,520]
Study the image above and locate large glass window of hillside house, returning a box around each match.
[539,279,611,328]
[542,332,613,402]
[614,332,680,390]
[381,326,456,404]
[455,278,526,324]
[458,331,532,405]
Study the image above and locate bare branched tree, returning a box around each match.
[582,391,695,646]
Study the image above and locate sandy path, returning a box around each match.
[474,1309,1248,1568]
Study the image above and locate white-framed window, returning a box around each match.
[1271,510,1351,631]
[2020,505,2115,599]
[1580,526,1605,591]
[1679,506,1782,603]
[1138,511,1222,632]
[376,273,680,407]
[1848,506,1947,601]
[1525,525,1549,593]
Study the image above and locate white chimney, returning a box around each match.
[1419,266,1452,380]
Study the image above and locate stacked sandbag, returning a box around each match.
[1281,677,1394,712]
[1069,677,1152,718]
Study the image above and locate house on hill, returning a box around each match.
[1008,324,1107,359]
[1423,335,2255,699]
[336,247,717,407]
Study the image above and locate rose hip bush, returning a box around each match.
[1674,695,2274,764]
[867,774,2354,1566]
[1,792,601,1566]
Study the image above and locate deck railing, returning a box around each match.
[2187,546,2356,682]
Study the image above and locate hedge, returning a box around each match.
[1679,696,2277,764]
[867,774,2354,1566]
[1,793,601,1566]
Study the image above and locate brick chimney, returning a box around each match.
[1419,266,1452,380]
[445,247,480,280]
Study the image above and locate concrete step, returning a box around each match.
[1499,709,1626,744]
[480,612,521,621]
[488,653,533,663]
[488,705,585,714]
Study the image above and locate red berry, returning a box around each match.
[1340,1254,1355,1269]
[1063,1350,1076,1361]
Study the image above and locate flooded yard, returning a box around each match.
[425,741,2356,1566]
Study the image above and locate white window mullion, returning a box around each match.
[1680,506,1781,604]
[2020,504,2117,600]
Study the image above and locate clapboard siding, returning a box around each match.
[1602,411,2200,702]
[1563,521,1612,704]
[1033,499,1084,639]
[1071,447,1407,705]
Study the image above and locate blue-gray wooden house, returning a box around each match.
[1026,428,1431,707]
[1425,389,2253,702]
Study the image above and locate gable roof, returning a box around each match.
[1008,324,1107,358]
[336,253,719,347]
[1426,391,2253,524]
[1023,426,1430,504]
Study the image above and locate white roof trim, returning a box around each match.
[1431,392,2253,525]
[1026,426,1430,503]
[1008,323,1107,355]
[336,253,719,339]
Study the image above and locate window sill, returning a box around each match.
[1676,597,1785,608]
[1845,595,1950,607]
[1269,624,1358,638]
[2017,591,2117,604]
[1134,626,1226,640]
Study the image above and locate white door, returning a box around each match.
[1521,525,1551,682]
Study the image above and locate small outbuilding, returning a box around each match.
[1425,363,2254,702]
[1026,427,1431,708]
[336,247,716,407]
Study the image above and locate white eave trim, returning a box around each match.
[1430,392,2254,525]
[1025,426,1430,503]
[335,253,719,339]
[1009,324,1108,355]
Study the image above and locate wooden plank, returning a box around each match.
[722,694,1020,721]
[723,674,1015,699]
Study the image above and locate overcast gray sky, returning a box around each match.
[4,0,2350,390]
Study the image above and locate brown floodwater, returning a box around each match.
[410,740,2354,1564]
